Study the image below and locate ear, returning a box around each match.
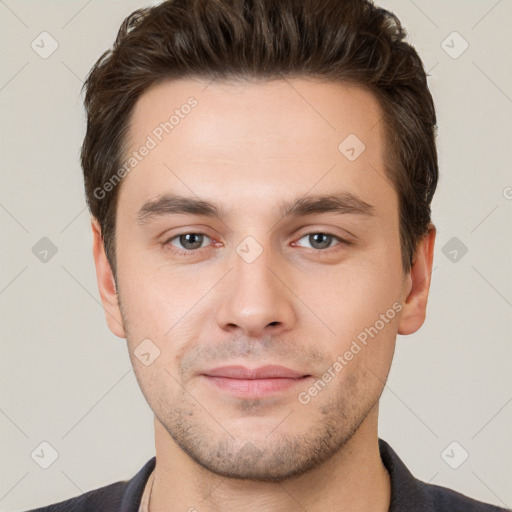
[398,223,436,335]
[91,217,126,338]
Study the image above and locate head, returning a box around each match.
[85,0,437,482]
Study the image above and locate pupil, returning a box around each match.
[181,233,202,249]
[311,233,330,249]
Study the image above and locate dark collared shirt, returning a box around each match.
[25,439,510,511]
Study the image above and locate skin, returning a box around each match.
[91,77,435,511]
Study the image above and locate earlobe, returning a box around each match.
[91,217,126,338]
[397,224,436,336]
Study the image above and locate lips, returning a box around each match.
[201,365,309,379]
[200,365,313,398]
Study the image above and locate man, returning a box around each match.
[27,0,509,511]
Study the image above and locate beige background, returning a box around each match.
[1,0,511,510]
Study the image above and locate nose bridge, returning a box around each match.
[216,234,296,336]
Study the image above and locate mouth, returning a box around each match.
[200,365,313,398]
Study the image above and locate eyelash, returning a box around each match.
[163,231,351,257]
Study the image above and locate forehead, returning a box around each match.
[127,76,385,157]
[120,77,395,221]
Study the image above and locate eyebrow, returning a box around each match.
[136,191,375,225]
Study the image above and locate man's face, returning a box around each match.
[97,78,418,481]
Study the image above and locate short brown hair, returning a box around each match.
[81,0,438,282]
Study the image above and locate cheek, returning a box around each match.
[301,252,403,340]
[129,355,175,418]
[117,262,207,379]
[116,251,192,337]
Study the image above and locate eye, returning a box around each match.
[166,233,212,253]
[293,232,347,251]
[163,231,349,257]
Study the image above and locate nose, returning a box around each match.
[215,241,297,338]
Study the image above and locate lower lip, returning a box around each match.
[203,375,311,398]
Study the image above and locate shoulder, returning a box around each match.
[378,439,510,512]
[23,457,156,512]
[420,480,510,512]
[23,481,126,512]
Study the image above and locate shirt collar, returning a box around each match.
[379,438,434,511]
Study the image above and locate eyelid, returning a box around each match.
[294,224,356,241]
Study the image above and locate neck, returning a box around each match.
[148,406,391,512]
